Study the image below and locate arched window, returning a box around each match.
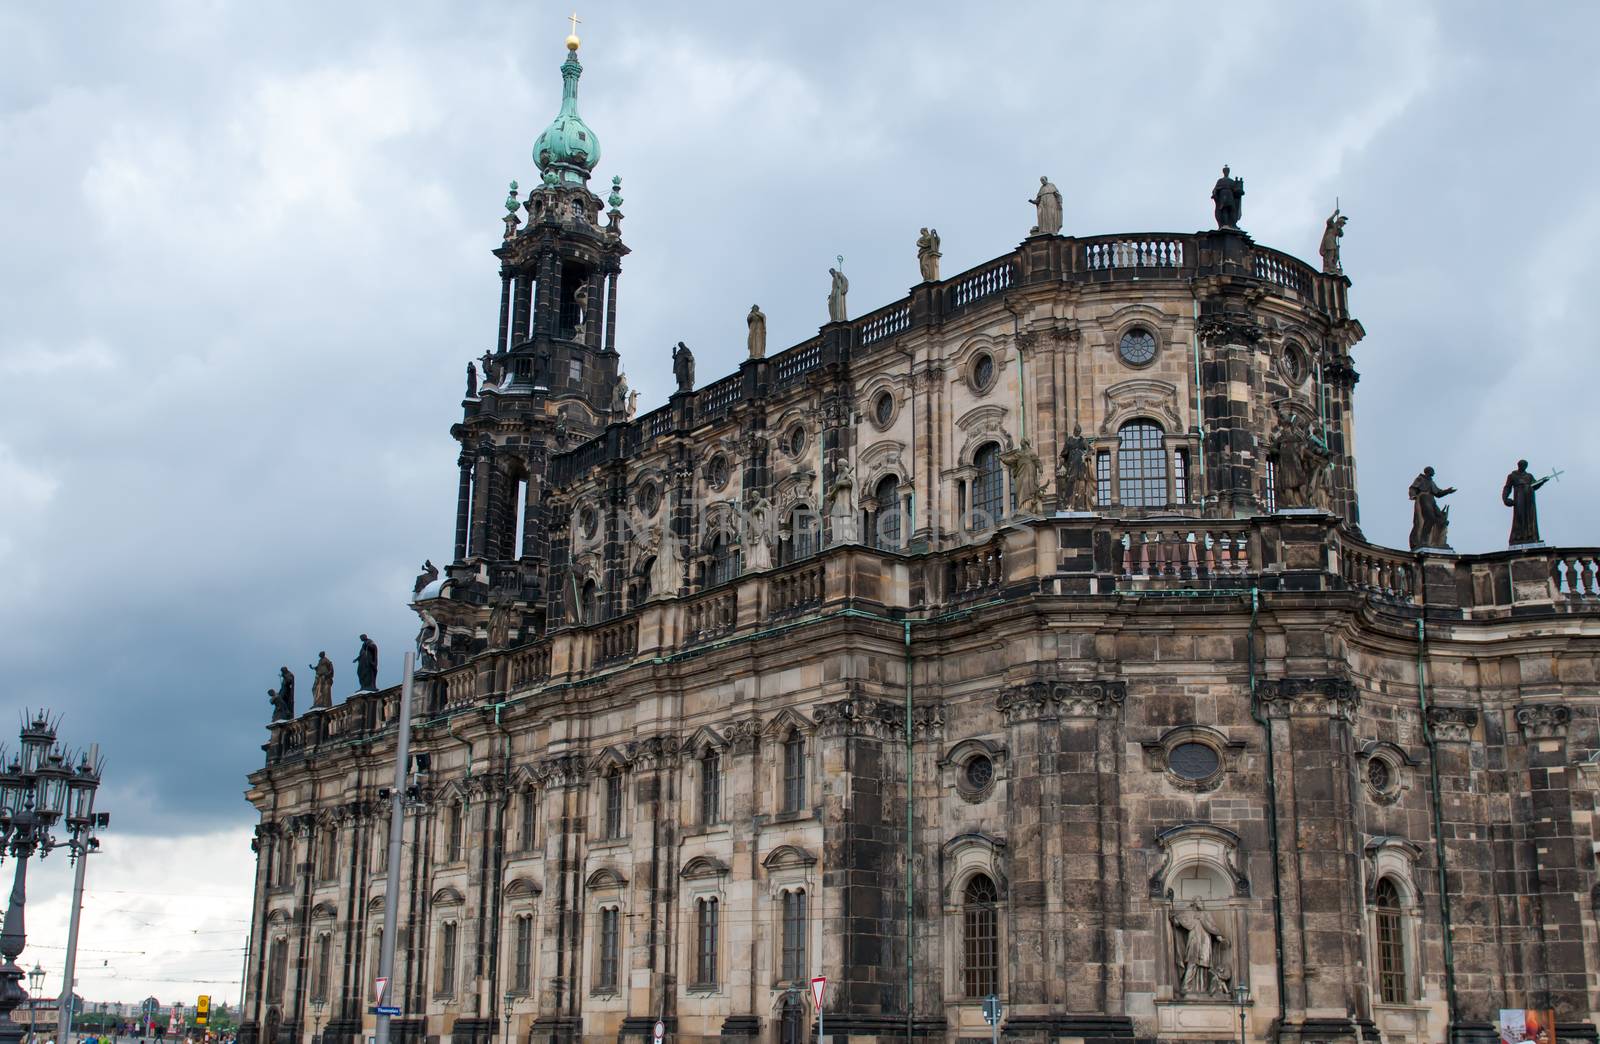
[313,932,332,1001]
[700,751,721,826]
[580,577,600,622]
[708,532,740,587]
[782,730,806,813]
[874,475,902,550]
[1374,877,1406,1003]
[604,770,624,840]
[785,505,818,564]
[1118,420,1168,507]
[962,874,999,998]
[971,443,1005,524]
[696,897,719,986]
[267,936,288,1002]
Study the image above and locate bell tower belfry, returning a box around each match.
[427,27,628,649]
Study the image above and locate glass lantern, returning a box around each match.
[34,748,72,820]
[19,715,56,776]
[66,753,101,827]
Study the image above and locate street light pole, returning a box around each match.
[502,991,513,1044]
[1233,983,1250,1044]
[311,998,326,1044]
[58,745,106,1044]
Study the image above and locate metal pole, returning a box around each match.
[59,743,99,1044]
[374,653,416,1044]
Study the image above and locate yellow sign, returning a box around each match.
[196,995,210,1026]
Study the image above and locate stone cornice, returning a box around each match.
[625,734,680,769]
[1515,703,1571,741]
[532,750,589,789]
[1257,677,1358,721]
[814,695,903,739]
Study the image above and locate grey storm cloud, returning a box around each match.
[3,1,1598,838]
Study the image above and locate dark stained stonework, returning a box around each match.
[239,38,1600,1044]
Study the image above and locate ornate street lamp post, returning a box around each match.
[501,991,514,1044]
[0,713,74,1044]
[26,964,44,1044]
[58,746,107,1044]
[1233,983,1251,1044]
[310,997,326,1044]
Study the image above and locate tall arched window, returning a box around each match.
[438,921,458,996]
[318,827,338,881]
[700,751,721,826]
[781,889,807,982]
[445,801,463,862]
[782,730,806,813]
[313,932,332,1001]
[1374,877,1406,1003]
[513,914,534,992]
[971,443,1005,524]
[962,874,999,998]
[580,577,600,623]
[520,789,538,852]
[874,475,902,550]
[696,897,719,986]
[1118,420,1168,507]
[604,770,624,840]
[785,505,818,563]
[597,907,620,991]
[708,532,740,587]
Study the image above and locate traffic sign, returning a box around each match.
[195,995,210,1027]
[374,1006,403,1017]
[810,976,826,1009]
[374,977,389,1005]
[982,994,1003,1026]
[652,1019,665,1041]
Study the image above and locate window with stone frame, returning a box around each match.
[604,769,624,840]
[318,827,338,881]
[1096,450,1112,506]
[314,931,332,1001]
[275,837,295,887]
[785,505,818,563]
[971,443,1005,525]
[780,889,807,982]
[521,789,538,852]
[267,936,288,1003]
[1117,420,1168,507]
[874,475,902,550]
[708,532,740,587]
[438,921,458,996]
[781,730,806,813]
[700,751,721,826]
[445,801,464,863]
[695,896,719,987]
[367,931,382,1000]
[962,874,999,998]
[1174,448,1189,505]
[1374,877,1406,1003]
[597,907,621,991]
[514,914,534,993]
[372,820,389,874]
[1264,461,1278,513]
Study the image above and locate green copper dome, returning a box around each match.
[533,49,600,186]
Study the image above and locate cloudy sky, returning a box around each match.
[3,0,1597,1006]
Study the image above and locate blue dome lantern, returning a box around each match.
[533,33,600,187]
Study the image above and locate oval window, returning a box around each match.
[1168,741,1219,781]
[1367,758,1392,791]
[874,392,894,427]
[972,353,995,391]
[1119,327,1157,365]
[965,754,994,791]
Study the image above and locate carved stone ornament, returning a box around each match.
[1515,703,1571,740]
[912,703,945,740]
[1197,313,1263,348]
[814,694,904,739]
[1425,705,1478,743]
[1100,378,1182,435]
[997,680,1127,724]
[533,750,590,789]
[1256,677,1358,720]
[625,734,681,770]
[724,717,761,755]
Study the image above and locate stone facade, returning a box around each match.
[240,40,1600,1044]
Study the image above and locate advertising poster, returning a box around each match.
[1499,1009,1557,1044]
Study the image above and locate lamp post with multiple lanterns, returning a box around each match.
[0,713,106,1044]
[26,964,44,1044]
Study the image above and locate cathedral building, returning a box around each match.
[242,31,1600,1044]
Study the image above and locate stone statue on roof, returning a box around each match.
[748,305,767,359]
[1030,177,1063,235]
[917,228,942,282]
[828,268,849,323]
[672,341,695,392]
[1319,208,1348,274]
[1212,166,1244,229]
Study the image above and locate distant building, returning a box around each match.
[241,28,1600,1044]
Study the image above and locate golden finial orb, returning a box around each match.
[565,11,582,52]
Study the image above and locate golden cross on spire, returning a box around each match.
[568,11,581,35]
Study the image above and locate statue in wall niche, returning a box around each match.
[1056,424,1094,512]
[827,267,849,323]
[1212,166,1245,229]
[650,517,684,597]
[1269,419,1330,509]
[744,495,774,572]
[747,305,767,359]
[1002,439,1045,515]
[1171,901,1234,998]
[672,341,696,392]
[413,559,439,596]
[416,610,442,670]
[916,228,942,282]
[268,666,295,721]
[572,282,591,341]
[308,652,334,709]
[354,634,379,691]
[1320,207,1348,274]
[1029,177,1063,236]
[827,460,857,544]
[1502,459,1553,546]
[1407,466,1456,550]
[487,602,514,649]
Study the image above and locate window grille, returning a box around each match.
[696,897,719,986]
[875,475,902,549]
[781,890,807,981]
[1117,421,1168,507]
[701,753,721,826]
[1375,878,1406,1003]
[962,875,999,998]
[782,732,805,813]
[604,771,623,840]
[598,908,620,990]
[972,443,1004,525]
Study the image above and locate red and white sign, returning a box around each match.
[374,977,389,1005]
[652,1020,665,1042]
[810,976,826,1009]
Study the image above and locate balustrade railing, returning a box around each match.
[947,539,1004,598]
[441,666,477,710]
[769,560,825,618]
[509,644,551,688]
[1553,553,1600,601]
[856,301,912,347]
[772,338,823,389]
[1112,527,1254,580]
[1339,542,1416,603]
[699,374,743,418]
[687,589,738,643]
[1083,236,1186,271]
[1251,247,1315,296]
[945,258,1014,313]
[593,618,638,665]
